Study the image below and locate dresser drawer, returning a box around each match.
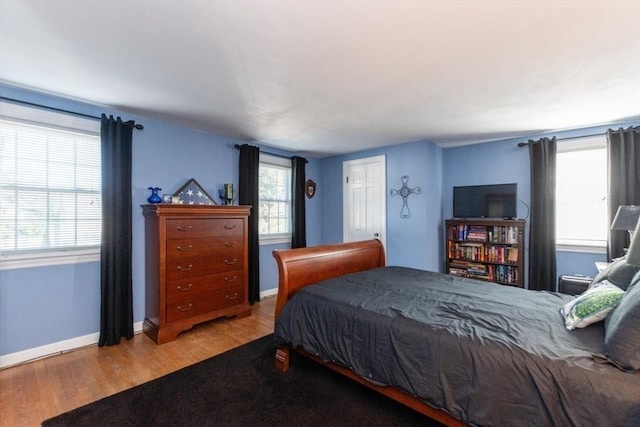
[199,284,246,313]
[166,270,245,301]
[166,236,244,259]
[166,284,246,323]
[166,296,199,322]
[166,219,243,239]
[166,254,244,280]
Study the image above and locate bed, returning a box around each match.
[272,239,640,426]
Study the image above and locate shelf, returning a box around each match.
[449,259,518,267]
[450,240,518,246]
[445,219,525,288]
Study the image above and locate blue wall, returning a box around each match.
[0,85,321,356]
[321,140,443,271]
[557,250,604,279]
[0,262,101,352]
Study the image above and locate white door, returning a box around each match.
[343,155,386,249]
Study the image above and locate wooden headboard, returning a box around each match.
[272,239,386,319]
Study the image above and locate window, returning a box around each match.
[555,136,607,251]
[259,154,291,243]
[0,102,101,269]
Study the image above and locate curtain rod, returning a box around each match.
[234,143,308,163]
[0,95,144,130]
[517,126,640,147]
[517,132,601,147]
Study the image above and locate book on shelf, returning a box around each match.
[450,260,471,269]
[466,225,488,242]
[449,243,521,264]
[450,264,520,285]
[449,224,520,245]
[449,268,467,277]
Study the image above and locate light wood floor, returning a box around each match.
[0,296,276,427]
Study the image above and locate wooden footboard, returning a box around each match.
[272,239,465,426]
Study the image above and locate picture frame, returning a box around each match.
[172,178,217,205]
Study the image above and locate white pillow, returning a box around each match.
[560,281,625,330]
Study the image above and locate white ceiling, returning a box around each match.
[1,1,639,157]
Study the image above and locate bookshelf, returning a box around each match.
[445,219,525,288]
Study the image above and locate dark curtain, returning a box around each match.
[607,126,640,259]
[99,115,135,346]
[238,144,261,304]
[291,156,307,249]
[528,137,557,291]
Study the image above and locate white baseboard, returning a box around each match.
[0,321,144,369]
[2,289,279,369]
[260,287,278,299]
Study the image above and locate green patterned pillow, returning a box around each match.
[560,281,625,330]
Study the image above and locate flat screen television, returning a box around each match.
[453,183,517,219]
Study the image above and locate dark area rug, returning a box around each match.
[42,334,443,427]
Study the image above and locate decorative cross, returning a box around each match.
[390,175,421,218]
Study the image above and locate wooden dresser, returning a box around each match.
[142,204,252,344]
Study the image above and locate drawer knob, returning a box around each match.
[225,293,239,300]
[176,225,193,232]
[177,303,193,312]
[176,245,193,252]
[224,275,237,282]
[177,264,193,271]
[224,241,237,247]
[224,258,238,265]
[224,224,237,230]
[177,284,193,291]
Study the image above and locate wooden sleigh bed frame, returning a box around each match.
[272,239,465,426]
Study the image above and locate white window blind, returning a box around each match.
[555,136,607,251]
[0,103,101,261]
[258,155,291,241]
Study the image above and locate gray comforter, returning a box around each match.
[274,266,640,426]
